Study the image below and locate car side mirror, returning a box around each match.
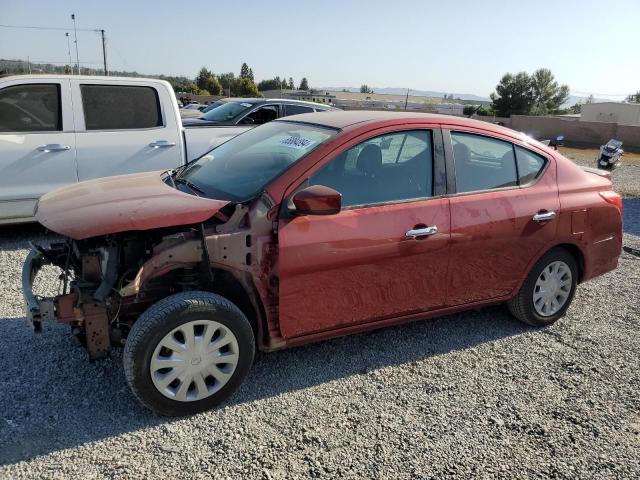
[292,185,342,216]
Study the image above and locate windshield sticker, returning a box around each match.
[241,102,253,108]
[280,136,316,150]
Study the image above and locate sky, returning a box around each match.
[1,0,638,99]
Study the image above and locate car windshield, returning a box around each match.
[178,121,338,201]
[201,100,226,113]
[200,101,254,122]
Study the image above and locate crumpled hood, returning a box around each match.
[36,171,230,240]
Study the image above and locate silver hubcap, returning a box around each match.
[533,261,572,317]
[150,320,239,402]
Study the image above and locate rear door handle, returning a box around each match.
[533,211,556,222]
[149,140,176,148]
[37,144,71,152]
[405,226,438,238]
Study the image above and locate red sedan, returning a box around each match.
[24,111,622,415]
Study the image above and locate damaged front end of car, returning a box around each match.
[23,197,281,361]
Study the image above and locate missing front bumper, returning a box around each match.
[22,249,56,332]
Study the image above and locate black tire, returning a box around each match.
[123,291,255,416]
[507,247,578,327]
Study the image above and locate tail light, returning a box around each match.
[599,191,623,213]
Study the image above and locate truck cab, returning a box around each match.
[0,75,185,224]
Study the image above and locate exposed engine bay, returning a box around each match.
[23,198,280,360]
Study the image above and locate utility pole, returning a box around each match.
[100,29,108,75]
[27,55,31,74]
[65,33,72,70]
[404,88,409,111]
[71,14,80,74]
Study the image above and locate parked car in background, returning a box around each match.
[179,103,207,119]
[0,75,261,224]
[23,111,622,415]
[182,98,338,127]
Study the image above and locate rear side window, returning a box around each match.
[284,104,315,116]
[81,85,162,130]
[515,146,546,185]
[0,84,61,132]
[451,132,517,193]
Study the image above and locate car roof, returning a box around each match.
[277,110,522,137]
[224,97,335,109]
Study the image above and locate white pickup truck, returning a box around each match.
[0,75,248,224]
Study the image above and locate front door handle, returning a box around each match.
[37,144,71,152]
[533,211,556,222]
[149,140,176,148]
[405,225,438,238]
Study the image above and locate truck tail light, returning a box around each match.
[599,191,623,213]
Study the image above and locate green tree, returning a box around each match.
[195,67,222,95]
[258,77,281,91]
[627,91,640,103]
[299,77,309,91]
[530,68,570,115]
[281,77,288,89]
[288,77,295,89]
[463,105,477,116]
[63,65,72,75]
[248,68,254,81]
[237,76,259,96]
[240,62,250,78]
[360,84,373,94]
[490,72,533,117]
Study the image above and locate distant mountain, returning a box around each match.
[321,86,491,102]
[565,95,612,106]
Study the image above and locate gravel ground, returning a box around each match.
[0,199,639,478]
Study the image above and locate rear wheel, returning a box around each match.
[123,291,255,416]
[507,248,578,326]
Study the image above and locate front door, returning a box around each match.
[444,129,560,305]
[278,128,451,339]
[0,79,77,222]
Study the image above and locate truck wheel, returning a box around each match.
[123,291,255,416]
[507,248,578,327]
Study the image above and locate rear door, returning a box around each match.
[71,79,183,181]
[0,78,77,222]
[443,128,559,306]
[278,126,451,339]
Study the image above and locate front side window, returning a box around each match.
[0,84,61,132]
[179,121,337,201]
[451,132,517,193]
[309,130,433,208]
[81,85,162,130]
[515,146,547,185]
[241,105,279,125]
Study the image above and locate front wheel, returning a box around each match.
[123,291,255,416]
[507,248,578,326]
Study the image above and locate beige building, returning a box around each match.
[581,102,640,126]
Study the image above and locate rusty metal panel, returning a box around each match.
[55,293,79,324]
[83,303,110,360]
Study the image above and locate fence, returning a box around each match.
[510,115,640,149]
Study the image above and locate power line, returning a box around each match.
[0,23,100,32]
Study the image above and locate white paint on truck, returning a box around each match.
[0,75,233,224]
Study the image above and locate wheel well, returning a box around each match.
[553,243,585,282]
[209,269,260,336]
